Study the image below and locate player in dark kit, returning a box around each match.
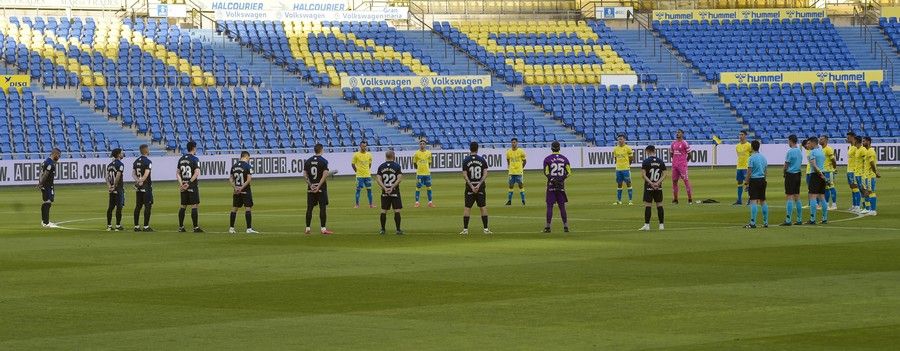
[229,151,258,234]
[639,145,667,231]
[375,150,404,235]
[105,148,126,231]
[177,141,203,232]
[461,142,492,235]
[132,144,154,232]
[543,141,572,233]
[304,144,333,235]
[38,148,61,228]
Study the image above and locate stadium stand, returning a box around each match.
[0,17,257,87]
[400,0,577,14]
[880,16,900,50]
[217,21,448,86]
[82,87,388,153]
[653,18,857,81]
[1,88,113,158]
[523,85,721,144]
[719,81,900,142]
[342,87,565,149]
[433,20,655,84]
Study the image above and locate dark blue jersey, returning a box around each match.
[642,156,667,191]
[462,154,488,192]
[133,155,152,189]
[304,155,329,190]
[106,159,125,192]
[376,161,403,195]
[177,154,200,187]
[231,160,254,192]
[41,158,56,187]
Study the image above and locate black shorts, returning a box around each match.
[307,189,329,207]
[108,191,125,208]
[381,192,403,210]
[464,184,487,208]
[808,173,826,194]
[180,187,200,206]
[748,178,767,201]
[136,188,154,205]
[41,187,55,203]
[784,172,801,195]
[233,191,254,208]
[643,189,663,203]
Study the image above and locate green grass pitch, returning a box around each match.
[1,167,898,350]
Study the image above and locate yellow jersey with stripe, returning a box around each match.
[854,147,867,175]
[735,142,752,169]
[413,150,432,176]
[822,145,835,172]
[847,145,858,173]
[613,145,632,171]
[864,147,877,178]
[351,151,373,178]
[507,148,527,175]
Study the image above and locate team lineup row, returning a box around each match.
[34,132,881,233]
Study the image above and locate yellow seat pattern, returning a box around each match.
[0,19,104,86]
[456,20,635,84]
[284,21,435,86]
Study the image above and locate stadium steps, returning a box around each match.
[500,91,583,145]
[42,94,159,152]
[395,30,489,75]
[692,91,749,140]
[835,26,900,82]
[314,94,421,147]
[612,29,707,88]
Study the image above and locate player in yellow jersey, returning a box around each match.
[506,138,527,206]
[845,132,861,212]
[612,134,634,205]
[412,139,435,208]
[734,131,752,205]
[819,135,838,210]
[351,141,374,208]
[860,136,881,216]
[853,136,868,213]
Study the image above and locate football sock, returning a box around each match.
[394,212,401,229]
[870,193,877,211]
[190,208,198,228]
[786,200,794,223]
[644,207,651,224]
[627,187,633,201]
[115,206,122,226]
[684,180,693,199]
[380,213,386,230]
[657,207,664,224]
[366,189,373,205]
[559,202,568,224]
[809,199,818,221]
[415,189,421,202]
[143,205,151,227]
[178,208,185,227]
[134,204,143,227]
[830,188,837,205]
[230,212,236,227]
[824,187,831,203]
[737,185,744,203]
[761,203,769,224]
[41,203,50,224]
[354,189,361,205]
[794,200,802,222]
[463,216,470,229]
[546,205,553,225]
[520,190,526,203]
[617,187,623,201]
[481,215,488,228]
[427,188,433,202]
[319,205,327,227]
[106,204,114,226]
[507,191,513,202]
[673,181,680,200]
[750,202,758,225]
[821,200,828,221]
[305,207,313,227]
[245,211,252,228]
[851,188,859,207]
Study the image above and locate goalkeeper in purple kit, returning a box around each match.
[543,141,572,233]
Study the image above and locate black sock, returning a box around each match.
[178,208,186,227]
[143,205,152,227]
[319,205,327,227]
[191,208,198,228]
[380,213,386,230]
[115,206,122,226]
[134,204,142,227]
[657,207,665,224]
[245,211,252,229]
[41,203,50,224]
[394,212,401,230]
[463,216,470,229]
[305,207,313,227]
[644,206,651,224]
[106,205,114,226]
[481,215,488,228]
[229,212,236,227]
